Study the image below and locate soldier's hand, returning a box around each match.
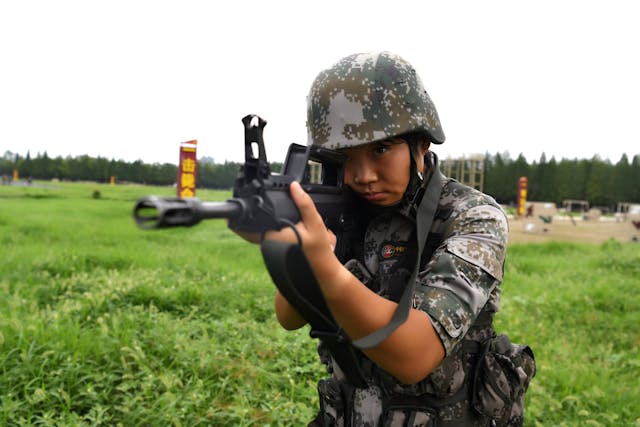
[263,182,343,287]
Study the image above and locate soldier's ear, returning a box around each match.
[420,141,430,157]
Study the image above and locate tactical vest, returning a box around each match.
[311,186,498,426]
[309,179,534,427]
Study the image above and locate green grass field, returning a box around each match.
[1,182,639,426]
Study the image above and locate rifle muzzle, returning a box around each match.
[133,196,244,229]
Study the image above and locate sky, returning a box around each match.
[1,1,638,166]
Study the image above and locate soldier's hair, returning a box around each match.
[399,132,430,162]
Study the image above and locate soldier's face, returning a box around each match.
[342,139,414,206]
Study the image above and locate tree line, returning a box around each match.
[2,150,639,209]
[483,152,640,209]
[0,151,261,190]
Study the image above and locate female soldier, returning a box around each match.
[249,51,534,426]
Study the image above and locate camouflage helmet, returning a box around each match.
[306,51,445,149]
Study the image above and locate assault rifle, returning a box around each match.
[133,114,354,235]
[134,115,448,389]
[133,115,370,387]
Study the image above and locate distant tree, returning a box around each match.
[0,151,14,176]
[528,154,542,201]
[530,153,559,203]
[2,150,15,162]
[30,152,54,179]
[631,155,640,202]
[556,158,590,202]
[585,156,613,207]
[484,152,511,203]
[611,154,634,204]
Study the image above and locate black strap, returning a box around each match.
[352,167,447,349]
[261,239,368,388]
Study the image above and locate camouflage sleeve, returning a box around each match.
[413,204,508,355]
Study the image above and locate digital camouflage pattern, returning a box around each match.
[472,335,536,426]
[311,158,533,426]
[414,179,508,355]
[306,51,445,150]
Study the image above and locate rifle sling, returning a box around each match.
[261,239,368,388]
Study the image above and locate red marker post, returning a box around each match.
[517,176,528,217]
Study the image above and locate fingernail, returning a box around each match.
[290,181,302,194]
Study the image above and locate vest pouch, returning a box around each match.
[382,405,435,427]
[472,334,536,426]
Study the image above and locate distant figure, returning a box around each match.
[526,205,534,217]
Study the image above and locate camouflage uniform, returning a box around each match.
[311,156,509,426]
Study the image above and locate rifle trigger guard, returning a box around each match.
[260,218,303,247]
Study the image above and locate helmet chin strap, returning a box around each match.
[403,140,427,203]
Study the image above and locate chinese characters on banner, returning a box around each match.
[178,140,198,198]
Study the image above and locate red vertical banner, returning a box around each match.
[517,176,528,217]
[177,140,198,198]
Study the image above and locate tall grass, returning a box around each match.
[499,241,640,426]
[1,182,639,426]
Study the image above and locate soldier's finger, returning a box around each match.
[289,181,324,229]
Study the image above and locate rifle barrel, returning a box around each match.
[133,196,243,229]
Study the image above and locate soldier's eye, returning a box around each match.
[373,143,390,155]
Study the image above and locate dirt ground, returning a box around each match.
[507,216,640,244]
